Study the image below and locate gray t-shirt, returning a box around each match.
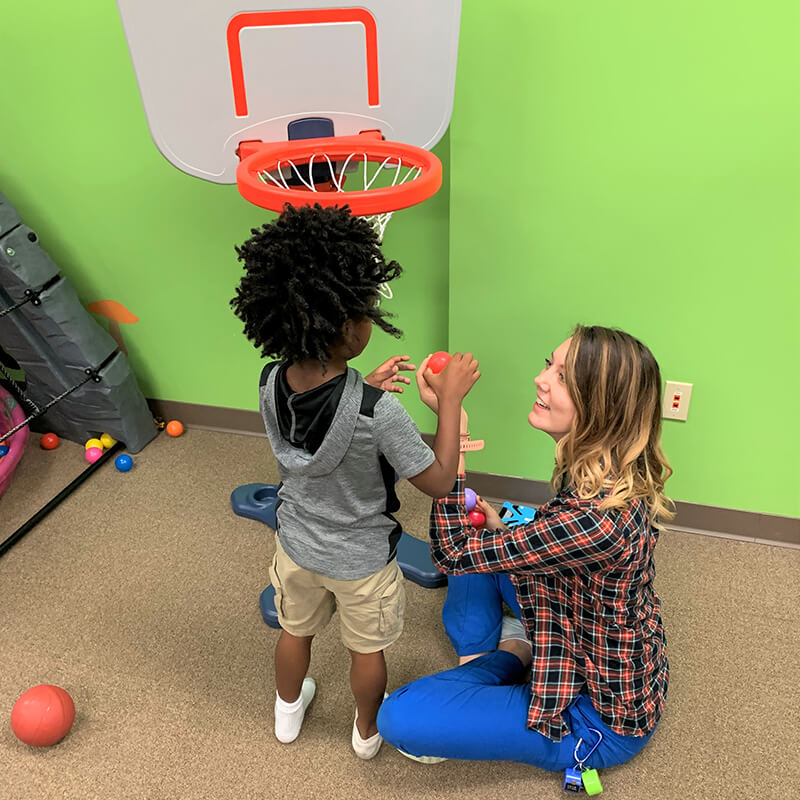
[260,364,435,580]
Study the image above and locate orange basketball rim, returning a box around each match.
[236,132,442,215]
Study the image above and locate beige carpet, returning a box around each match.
[1,429,798,800]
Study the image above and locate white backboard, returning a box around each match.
[117,1,462,183]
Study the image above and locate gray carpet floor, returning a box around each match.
[1,429,798,800]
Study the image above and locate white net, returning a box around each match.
[258,151,421,301]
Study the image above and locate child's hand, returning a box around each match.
[474,496,505,530]
[365,355,416,393]
[426,352,480,407]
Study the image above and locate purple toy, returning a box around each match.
[465,487,477,512]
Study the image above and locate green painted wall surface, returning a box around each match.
[449,1,799,516]
[0,2,449,426]
[2,2,797,517]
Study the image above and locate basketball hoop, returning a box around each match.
[236,133,442,235]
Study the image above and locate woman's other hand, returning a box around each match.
[474,496,505,530]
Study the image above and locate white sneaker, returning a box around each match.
[397,749,448,764]
[352,692,388,760]
[499,615,528,645]
[274,677,316,743]
[352,719,383,760]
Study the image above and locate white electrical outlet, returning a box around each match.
[662,381,693,421]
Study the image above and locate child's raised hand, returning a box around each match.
[365,355,417,393]
[426,352,480,406]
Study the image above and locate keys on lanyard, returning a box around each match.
[562,728,604,795]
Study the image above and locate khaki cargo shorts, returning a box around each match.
[269,536,406,654]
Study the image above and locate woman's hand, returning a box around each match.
[415,354,439,412]
[474,496,505,530]
[365,355,416,393]
[416,352,481,414]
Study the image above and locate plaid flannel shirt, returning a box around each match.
[430,475,668,742]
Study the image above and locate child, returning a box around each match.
[378,325,673,772]
[230,203,480,759]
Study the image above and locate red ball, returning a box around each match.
[40,433,60,450]
[10,685,75,747]
[428,351,451,375]
[467,509,486,528]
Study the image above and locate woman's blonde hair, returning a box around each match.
[552,325,675,524]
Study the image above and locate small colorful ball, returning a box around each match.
[85,447,103,464]
[85,438,103,451]
[467,509,486,528]
[99,433,116,449]
[115,454,133,472]
[165,420,184,437]
[0,445,9,458]
[10,684,75,747]
[465,487,477,513]
[40,433,60,450]
[428,351,451,375]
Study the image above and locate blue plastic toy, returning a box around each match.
[259,584,281,629]
[499,501,538,528]
[230,483,279,527]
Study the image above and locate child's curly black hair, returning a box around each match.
[230,204,403,363]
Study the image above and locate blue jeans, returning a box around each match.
[377,651,655,770]
[442,572,521,656]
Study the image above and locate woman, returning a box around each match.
[378,325,673,772]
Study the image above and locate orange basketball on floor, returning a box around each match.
[10,684,75,747]
[165,420,184,437]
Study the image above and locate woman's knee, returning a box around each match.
[376,689,410,743]
[377,678,448,744]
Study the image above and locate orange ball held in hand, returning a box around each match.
[428,351,451,375]
[10,684,75,747]
[165,420,184,437]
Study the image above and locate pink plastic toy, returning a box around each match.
[0,386,30,497]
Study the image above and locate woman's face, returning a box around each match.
[528,338,576,442]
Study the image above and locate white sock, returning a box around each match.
[351,693,388,760]
[499,615,528,645]
[274,677,316,743]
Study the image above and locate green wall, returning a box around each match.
[1,2,797,517]
[0,1,449,424]
[448,1,799,516]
